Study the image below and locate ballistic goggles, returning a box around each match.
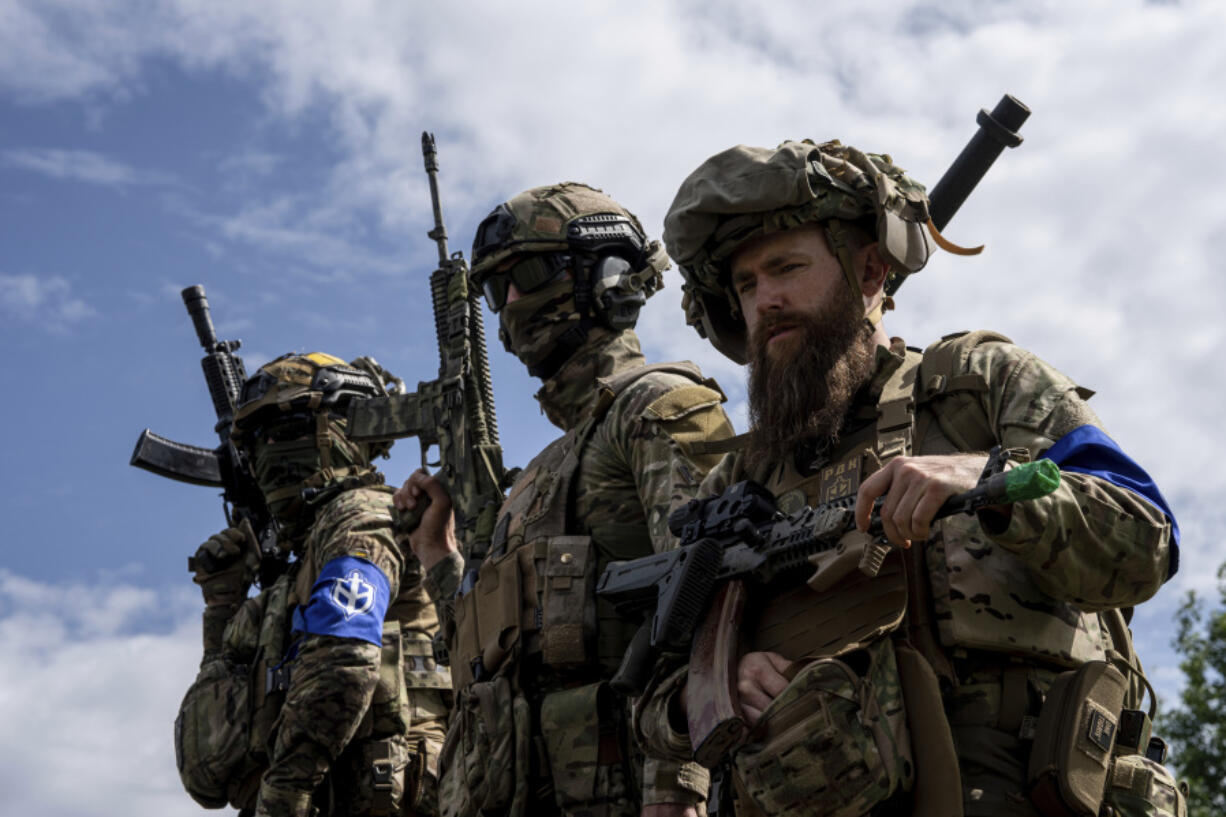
[481,253,571,312]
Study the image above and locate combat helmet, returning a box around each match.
[469,182,670,377]
[663,139,934,364]
[231,352,400,539]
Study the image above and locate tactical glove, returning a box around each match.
[191,521,261,658]
[191,520,261,608]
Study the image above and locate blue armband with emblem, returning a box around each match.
[292,555,390,645]
[1043,425,1179,576]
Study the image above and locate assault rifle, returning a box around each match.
[130,286,285,586]
[597,449,1060,766]
[347,133,511,582]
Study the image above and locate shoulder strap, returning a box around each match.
[876,349,924,462]
[590,361,714,422]
[914,330,1010,453]
[527,364,710,540]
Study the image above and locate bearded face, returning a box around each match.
[745,278,877,465]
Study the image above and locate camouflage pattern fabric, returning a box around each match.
[1103,755,1188,817]
[636,336,1172,817]
[468,182,668,293]
[431,328,733,816]
[256,484,449,817]
[660,140,933,364]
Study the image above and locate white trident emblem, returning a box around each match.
[330,569,376,620]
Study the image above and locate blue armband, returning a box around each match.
[292,555,390,645]
[1043,424,1179,576]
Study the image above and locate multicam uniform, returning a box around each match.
[637,333,1173,816]
[633,140,1182,817]
[427,328,734,817]
[258,484,450,817]
[183,353,451,817]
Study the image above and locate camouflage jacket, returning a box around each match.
[427,328,734,808]
[635,334,1172,760]
[258,484,449,817]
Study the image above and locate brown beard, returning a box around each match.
[746,284,877,467]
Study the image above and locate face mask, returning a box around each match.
[497,279,584,374]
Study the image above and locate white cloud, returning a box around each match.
[0,274,96,331]
[0,570,202,817]
[0,0,1222,787]
[2,148,173,187]
[5,0,1216,590]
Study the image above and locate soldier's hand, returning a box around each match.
[736,651,792,725]
[855,454,990,546]
[190,520,260,607]
[394,469,458,571]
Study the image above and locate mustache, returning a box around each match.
[752,310,814,345]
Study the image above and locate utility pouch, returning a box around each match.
[438,674,530,817]
[541,536,596,669]
[1101,754,1187,817]
[365,621,409,739]
[330,735,408,817]
[540,682,629,810]
[174,656,256,809]
[1026,660,1127,817]
[452,585,481,692]
[731,638,913,817]
[250,571,295,762]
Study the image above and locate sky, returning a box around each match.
[1,0,1223,814]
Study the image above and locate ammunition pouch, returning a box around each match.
[731,639,913,817]
[540,536,596,669]
[539,682,631,811]
[452,547,525,691]
[1026,660,1128,816]
[452,535,599,691]
[1102,754,1188,817]
[438,673,531,817]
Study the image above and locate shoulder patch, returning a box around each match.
[645,383,725,422]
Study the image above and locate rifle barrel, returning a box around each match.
[422,131,450,265]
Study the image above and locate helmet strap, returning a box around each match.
[825,218,890,328]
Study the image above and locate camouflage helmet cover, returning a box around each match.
[231,352,391,440]
[231,352,397,540]
[469,181,669,302]
[663,139,932,363]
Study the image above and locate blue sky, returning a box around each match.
[2,1,1224,814]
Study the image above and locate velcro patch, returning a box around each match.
[1086,706,1117,753]
[293,555,390,645]
[645,384,724,422]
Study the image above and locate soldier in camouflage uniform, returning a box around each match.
[189,352,450,816]
[632,141,1182,816]
[396,183,736,817]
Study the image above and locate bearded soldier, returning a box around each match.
[184,353,450,816]
[632,141,1181,817]
[397,183,736,817]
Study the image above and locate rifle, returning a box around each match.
[130,286,285,586]
[597,449,1060,766]
[347,132,510,584]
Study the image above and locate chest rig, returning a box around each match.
[449,362,711,693]
[747,348,926,663]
